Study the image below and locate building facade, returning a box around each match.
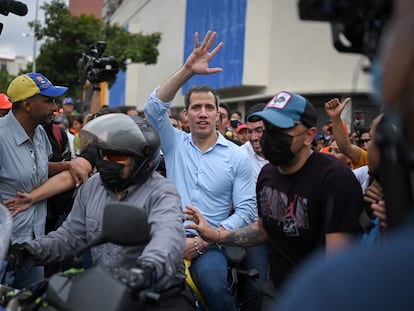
[105,0,380,132]
[0,55,28,76]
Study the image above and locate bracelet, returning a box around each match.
[216,228,222,245]
[194,236,204,255]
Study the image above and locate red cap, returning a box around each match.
[0,93,12,110]
[236,123,247,133]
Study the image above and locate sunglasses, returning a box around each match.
[101,150,130,162]
[358,138,371,144]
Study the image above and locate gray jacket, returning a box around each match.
[29,172,185,291]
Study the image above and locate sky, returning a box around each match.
[0,0,68,60]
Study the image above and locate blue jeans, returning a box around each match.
[190,244,236,311]
[6,261,44,289]
[240,244,269,311]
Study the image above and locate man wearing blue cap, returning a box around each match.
[1,73,87,289]
[185,90,365,307]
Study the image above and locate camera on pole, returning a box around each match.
[78,41,120,83]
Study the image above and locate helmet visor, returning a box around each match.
[80,113,148,157]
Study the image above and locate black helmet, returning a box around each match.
[80,113,161,187]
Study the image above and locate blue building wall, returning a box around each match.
[108,24,128,107]
[183,0,247,94]
[109,70,126,107]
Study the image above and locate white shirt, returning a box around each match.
[240,141,268,181]
[353,165,370,192]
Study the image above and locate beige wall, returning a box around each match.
[110,0,372,111]
[110,0,187,111]
[263,1,371,95]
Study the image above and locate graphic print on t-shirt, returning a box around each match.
[259,185,309,236]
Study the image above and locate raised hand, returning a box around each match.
[324,97,351,120]
[184,31,224,75]
[155,30,224,103]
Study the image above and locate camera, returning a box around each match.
[78,41,120,83]
[0,0,28,35]
[298,0,393,61]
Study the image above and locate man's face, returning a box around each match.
[218,106,230,130]
[179,111,190,133]
[237,128,250,144]
[185,91,219,139]
[170,117,181,130]
[27,95,58,125]
[246,120,265,157]
[357,132,371,151]
[101,151,133,179]
[63,104,74,114]
[328,140,351,167]
[262,123,313,168]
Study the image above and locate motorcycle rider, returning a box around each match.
[7,113,194,310]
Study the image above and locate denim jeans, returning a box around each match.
[6,261,44,289]
[240,244,269,311]
[190,244,236,311]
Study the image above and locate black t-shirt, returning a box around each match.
[257,151,363,289]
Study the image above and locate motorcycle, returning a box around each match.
[185,245,260,310]
[0,202,157,310]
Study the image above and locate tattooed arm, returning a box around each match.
[184,205,268,246]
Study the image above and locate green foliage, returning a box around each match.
[30,0,161,97]
[0,71,16,94]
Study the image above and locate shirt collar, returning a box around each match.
[6,112,31,146]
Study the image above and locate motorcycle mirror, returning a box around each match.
[101,202,150,245]
[75,202,149,257]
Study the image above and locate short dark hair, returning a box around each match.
[230,109,242,118]
[91,107,121,120]
[184,85,220,110]
[357,127,370,138]
[246,103,266,118]
[219,102,230,117]
[11,100,23,111]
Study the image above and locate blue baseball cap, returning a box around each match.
[63,97,74,105]
[7,72,68,103]
[248,91,317,129]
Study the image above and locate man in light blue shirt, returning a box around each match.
[144,31,256,311]
[2,73,87,289]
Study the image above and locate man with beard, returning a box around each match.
[184,91,364,308]
[267,1,414,310]
[1,73,88,289]
[144,31,256,311]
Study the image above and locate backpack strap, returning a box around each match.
[52,124,63,153]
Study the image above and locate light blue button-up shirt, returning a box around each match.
[0,111,52,243]
[144,89,257,232]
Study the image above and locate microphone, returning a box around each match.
[0,0,28,17]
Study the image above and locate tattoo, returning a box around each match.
[222,223,267,247]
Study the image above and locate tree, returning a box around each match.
[29,0,161,98]
[0,71,16,94]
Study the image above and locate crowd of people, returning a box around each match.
[1,3,414,308]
